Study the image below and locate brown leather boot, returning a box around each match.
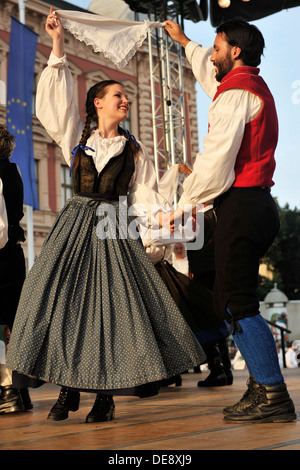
[223,376,258,414]
[224,383,297,423]
[0,386,25,414]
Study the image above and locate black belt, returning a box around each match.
[219,186,271,200]
[76,192,119,201]
[233,186,271,191]
[215,186,271,207]
[75,193,123,226]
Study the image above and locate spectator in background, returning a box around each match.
[172,243,189,277]
[0,125,34,414]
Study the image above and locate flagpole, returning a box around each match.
[18,0,34,270]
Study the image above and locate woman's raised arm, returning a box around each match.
[46,6,64,58]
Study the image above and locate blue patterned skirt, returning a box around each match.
[6,196,205,393]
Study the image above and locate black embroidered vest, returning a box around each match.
[72,140,135,197]
[0,159,25,245]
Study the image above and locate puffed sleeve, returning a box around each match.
[36,53,83,165]
[128,140,178,213]
[185,41,217,99]
[178,89,262,208]
[128,142,198,254]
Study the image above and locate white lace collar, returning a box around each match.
[86,129,127,173]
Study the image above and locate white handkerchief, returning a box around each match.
[55,10,165,69]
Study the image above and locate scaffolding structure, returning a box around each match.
[148,22,186,182]
[124,1,207,186]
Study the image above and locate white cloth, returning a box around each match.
[0,178,8,249]
[172,258,189,277]
[55,10,165,69]
[232,350,246,370]
[177,41,263,208]
[285,348,299,368]
[278,348,284,369]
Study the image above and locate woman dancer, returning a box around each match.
[6,9,204,423]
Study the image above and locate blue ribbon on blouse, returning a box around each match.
[70,133,137,177]
[125,130,139,148]
[70,145,95,176]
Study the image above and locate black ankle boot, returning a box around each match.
[19,388,33,410]
[160,374,182,387]
[85,394,115,423]
[224,383,297,423]
[225,370,233,385]
[223,376,258,414]
[47,387,80,421]
[0,386,25,414]
[197,370,228,387]
[218,338,233,386]
[197,344,227,387]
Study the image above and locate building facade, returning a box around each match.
[0,0,199,265]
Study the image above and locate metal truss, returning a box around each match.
[148,22,187,190]
[124,1,206,200]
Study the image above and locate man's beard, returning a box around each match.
[215,55,234,82]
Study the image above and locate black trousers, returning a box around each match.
[0,243,26,329]
[187,209,216,291]
[214,187,280,322]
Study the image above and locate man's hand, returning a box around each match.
[156,207,185,233]
[164,20,191,48]
[156,211,175,233]
[179,164,192,175]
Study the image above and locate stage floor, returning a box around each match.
[0,369,299,451]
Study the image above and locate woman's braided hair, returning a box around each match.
[71,80,140,177]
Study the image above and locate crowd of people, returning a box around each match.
[0,8,297,424]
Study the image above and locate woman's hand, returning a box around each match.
[46,7,64,57]
[156,211,175,233]
[156,206,185,233]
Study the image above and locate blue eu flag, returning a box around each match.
[6,17,39,209]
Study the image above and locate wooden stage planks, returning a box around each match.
[0,369,299,451]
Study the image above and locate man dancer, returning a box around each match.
[161,19,296,422]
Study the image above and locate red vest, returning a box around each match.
[213,66,278,187]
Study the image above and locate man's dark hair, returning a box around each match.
[216,18,265,67]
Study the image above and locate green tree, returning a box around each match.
[260,201,300,300]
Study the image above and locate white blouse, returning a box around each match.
[177,41,263,209]
[36,52,178,207]
[36,52,185,260]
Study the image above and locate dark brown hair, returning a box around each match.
[71,80,139,177]
[216,18,265,67]
[0,125,15,159]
